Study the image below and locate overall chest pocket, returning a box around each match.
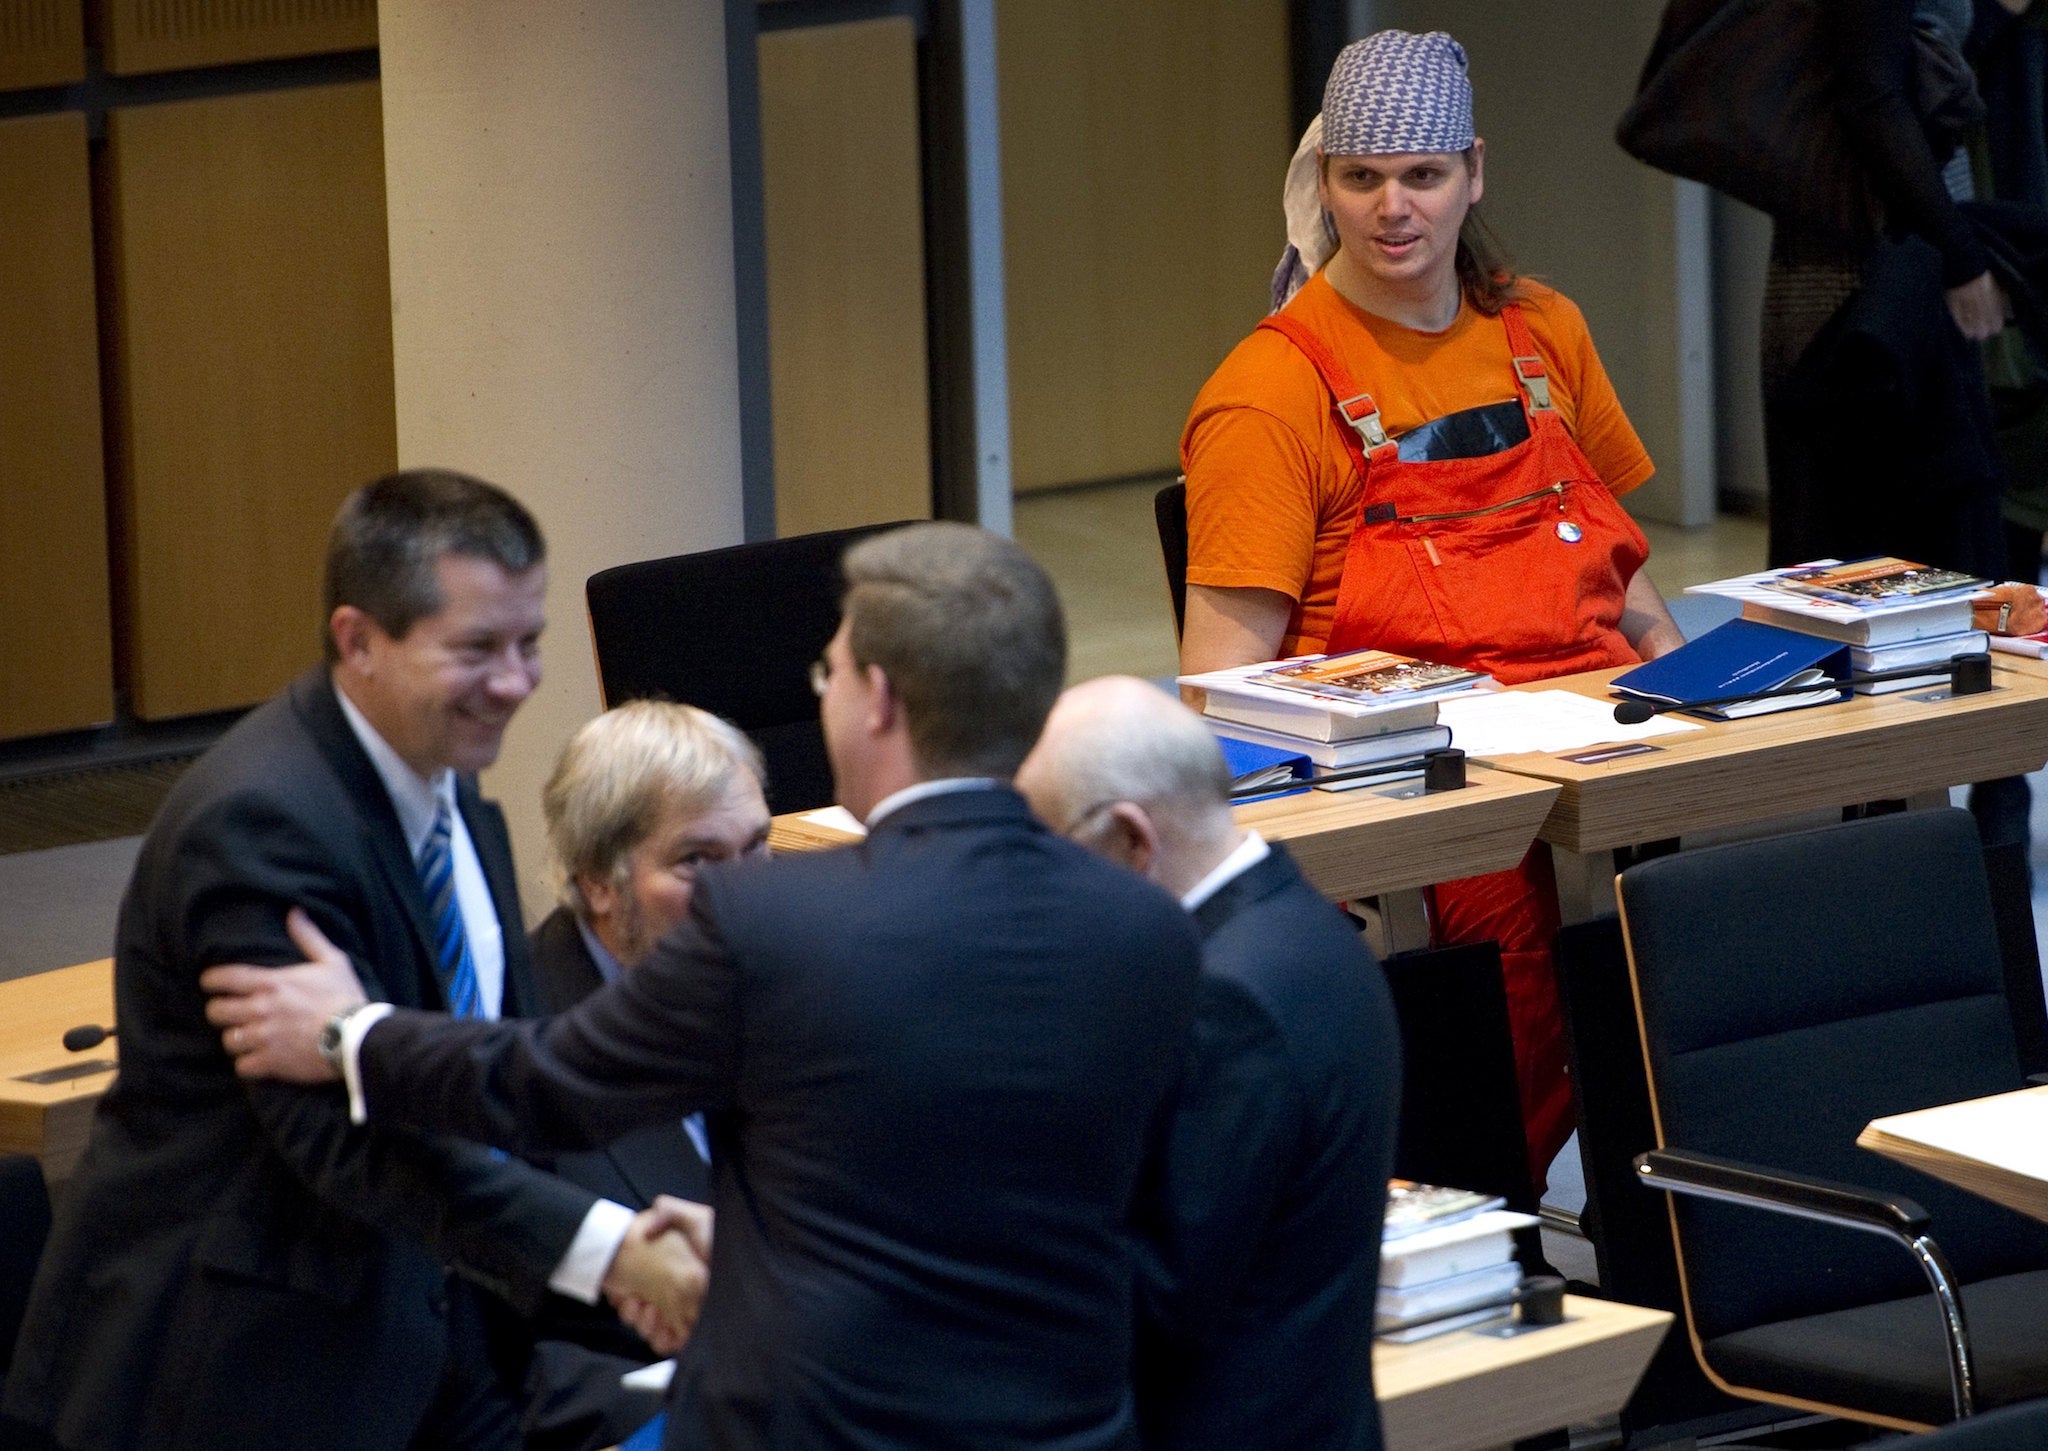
[1385,480,1646,679]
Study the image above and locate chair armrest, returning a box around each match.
[1635,1148,1931,1239]
[1635,1147,1976,1418]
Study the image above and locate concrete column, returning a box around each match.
[378,0,746,917]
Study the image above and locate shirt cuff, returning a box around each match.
[549,1198,636,1305]
[339,1002,395,1125]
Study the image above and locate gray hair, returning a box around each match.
[543,699,765,915]
[1027,677,1234,843]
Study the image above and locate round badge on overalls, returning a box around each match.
[1556,521,1583,543]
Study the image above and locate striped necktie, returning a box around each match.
[419,796,484,1019]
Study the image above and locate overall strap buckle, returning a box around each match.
[1336,391,1392,451]
[1511,355,1554,413]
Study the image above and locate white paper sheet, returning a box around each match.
[1436,690,1701,759]
[799,805,867,837]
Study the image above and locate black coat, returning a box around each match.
[349,785,1203,1451]
[4,668,594,1451]
[1771,232,2006,575]
[515,908,713,1451]
[1133,845,1402,1451]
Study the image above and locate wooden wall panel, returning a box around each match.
[758,16,932,537]
[0,0,84,90]
[104,80,396,719]
[998,0,1289,492]
[99,0,375,76]
[0,112,113,739]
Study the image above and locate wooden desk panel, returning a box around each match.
[1375,1295,1670,1451]
[1234,766,1557,902]
[0,960,115,1186]
[0,0,86,91]
[1484,664,2048,853]
[104,81,397,720]
[768,768,1558,907]
[0,111,114,740]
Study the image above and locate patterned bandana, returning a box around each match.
[1270,29,1475,309]
[1321,30,1473,157]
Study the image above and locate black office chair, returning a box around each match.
[1620,809,2048,1430]
[1859,1398,2048,1448]
[585,521,913,814]
[1153,480,1188,640]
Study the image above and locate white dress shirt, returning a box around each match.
[333,683,630,1305]
[1180,830,1270,913]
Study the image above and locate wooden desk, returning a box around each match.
[1375,1295,1671,1451]
[0,959,115,1186]
[1859,1085,2048,1227]
[1479,662,2048,918]
[769,768,1560,912]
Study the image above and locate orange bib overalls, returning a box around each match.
[1260,301,1648,1183]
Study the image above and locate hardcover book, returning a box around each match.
[1689,560,1983,646]
[1611,618,1848,720]
[1758,557,1986,607]
[1207,720,1453,770]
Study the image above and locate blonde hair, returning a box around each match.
[543,700,765,914]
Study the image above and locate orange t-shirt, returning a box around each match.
[1181,272,1655,657]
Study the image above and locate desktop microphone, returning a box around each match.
[1611,652,1994,725]
[62,1023,115,1052]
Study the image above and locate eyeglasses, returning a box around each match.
[808,657,831,698]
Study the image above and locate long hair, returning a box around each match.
[1455,205,1523,316]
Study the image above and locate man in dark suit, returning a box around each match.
[4,472,702,1451]
[1017,675,1402,1451]
[519,700,770,1450]
[204,522,1204,1451]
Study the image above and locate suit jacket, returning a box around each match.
[351,786,1203,1451]
[528,906,712,1210]
[1134,845,1401,1451]
[4,668,595,1451]
[517,907,709,1451]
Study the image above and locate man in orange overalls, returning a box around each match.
[1180,30,1684,1190]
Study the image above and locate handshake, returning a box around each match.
[602,1195,714,1355]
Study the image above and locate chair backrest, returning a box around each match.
[1619,809,2048,1339]
[1865,1398,2048,1449]
[585,520,913,814]
[1153,480,1188,640]
[0,1154,51,1380]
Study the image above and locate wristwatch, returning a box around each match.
[318,1005,365,1074]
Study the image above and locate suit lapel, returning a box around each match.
[293,671,443,1004]
[459,779,536,1016]
[1189,845,1297,942]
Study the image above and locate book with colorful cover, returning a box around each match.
[1250,648,1489,704]
[1756,557,1987,608]
[1381,1179,1506,1241]
[1181,650,1490,743]
[1689,561,1982,646]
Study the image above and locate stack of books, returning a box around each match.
[1178,648,1492,788]
[1376,1180,1539,1343]
[1686,558,1989,694]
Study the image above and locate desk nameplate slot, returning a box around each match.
[14,1058,114,1085]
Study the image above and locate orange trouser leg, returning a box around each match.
[1424,843,1573,1191]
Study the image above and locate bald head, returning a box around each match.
[1018,676,1244,896]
